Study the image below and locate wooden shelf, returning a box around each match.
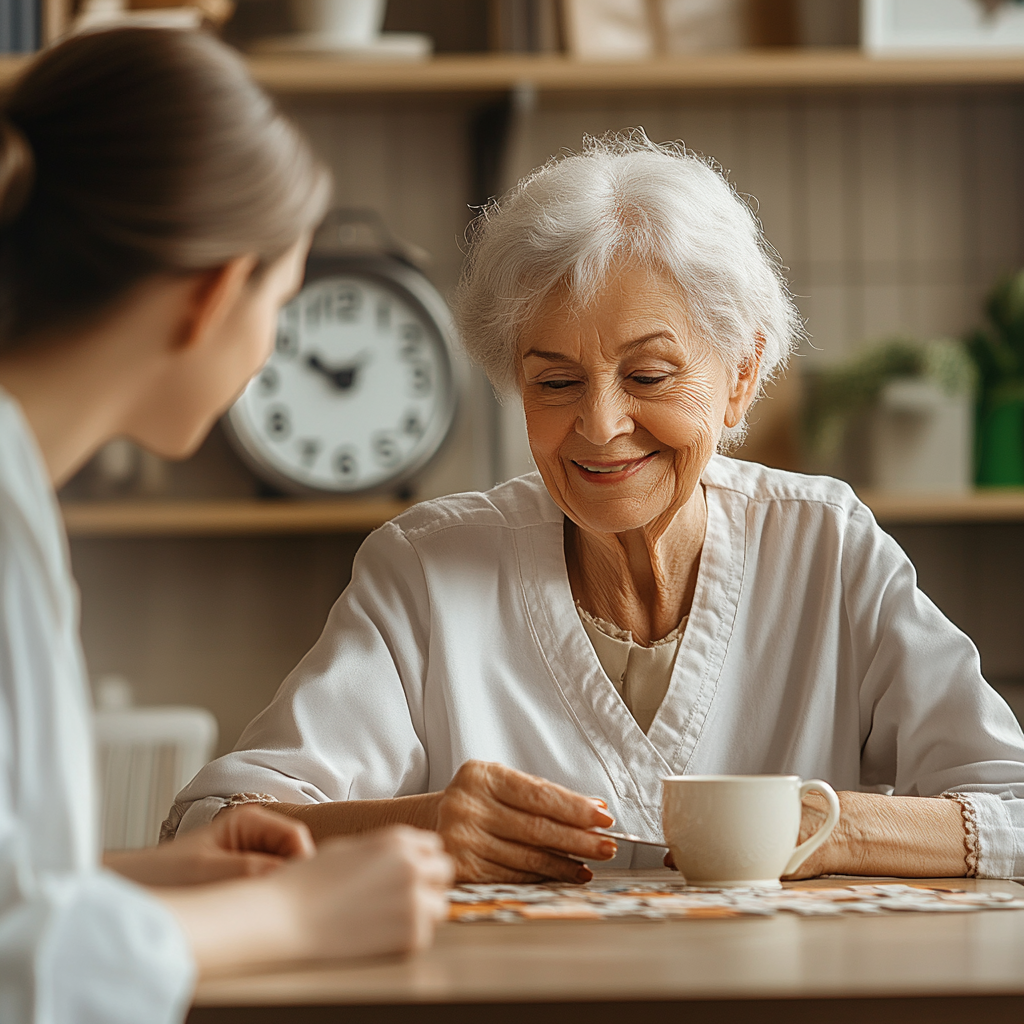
[5,50,1024,97]
[61,498,409,537]
[858,489,1024,524]
[60,490,1024,536]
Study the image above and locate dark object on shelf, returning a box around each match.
[489,0,562,53]
[0,0,40,53]
[966,271,1024,486]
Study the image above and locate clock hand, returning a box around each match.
[306,353,368,392]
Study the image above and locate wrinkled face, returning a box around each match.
[519,264,755,536]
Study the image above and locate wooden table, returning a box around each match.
[188,871,1024,1024]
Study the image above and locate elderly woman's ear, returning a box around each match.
[722,337,764,430]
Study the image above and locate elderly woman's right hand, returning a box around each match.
[434,760,618,883]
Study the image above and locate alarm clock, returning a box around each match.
[225,214,459,496]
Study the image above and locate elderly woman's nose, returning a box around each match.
[575,386,633,445]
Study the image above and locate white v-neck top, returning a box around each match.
[172,460,1024,876]
[0,388,193,1023]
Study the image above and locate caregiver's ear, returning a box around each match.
[723,334,764,429]
[176,254,260,352]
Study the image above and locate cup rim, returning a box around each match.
[661,774,801,783]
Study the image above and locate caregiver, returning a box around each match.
[0,27,451,1024]
[171,135,1024,884]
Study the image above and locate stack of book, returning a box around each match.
[0,0,40,51]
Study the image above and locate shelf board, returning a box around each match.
[246,50,1024,97]
[857,489,1024,524]
[5,50,1024,97]
[61,498,409,537]
[60,489,1024,536]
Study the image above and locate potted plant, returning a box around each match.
[966,270,1024,487]
[802,337,977,493]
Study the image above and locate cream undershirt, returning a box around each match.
[576,603,688,734]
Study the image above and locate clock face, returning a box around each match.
[227,264,456,494]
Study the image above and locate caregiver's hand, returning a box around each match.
[162,825,453,974]
[434,760,618,884]
[105,804,315,887]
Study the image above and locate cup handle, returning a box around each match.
[783,780,841,877]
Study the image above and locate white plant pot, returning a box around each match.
[869,380,972,494]
[289,0,385,43]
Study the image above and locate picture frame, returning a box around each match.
[863,0,1024,56]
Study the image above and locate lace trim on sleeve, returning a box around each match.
[943,793,980,877]
[159,792,279,843]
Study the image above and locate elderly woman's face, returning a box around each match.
[519,264,756,536]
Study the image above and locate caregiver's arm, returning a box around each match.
[274,761,619,884]
[160,826,451,975]
[785,791,968,880]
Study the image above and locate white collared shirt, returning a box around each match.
[0,388,193,1024]
[174,458,1024,876]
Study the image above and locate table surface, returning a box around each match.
[193,871,1024,1010]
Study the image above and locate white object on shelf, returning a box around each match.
[660,0,747,53]
[869,380,972,494]
[562,0,654,60]
[289,0,384,42]
[863,0,1024,56]
[248,32,431,58]
[94,682,217,850]
[72,0,204,32]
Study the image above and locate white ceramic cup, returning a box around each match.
[289,0,386,42]
[661,774,841,888]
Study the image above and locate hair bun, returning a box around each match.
[0,116,34,225]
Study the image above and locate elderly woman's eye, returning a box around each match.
[540,379,579,390]
[630,374,670,386]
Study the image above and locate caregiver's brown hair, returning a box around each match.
[0,27,331,349]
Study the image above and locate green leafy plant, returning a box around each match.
[966,270,1024,485]
[965,270,1024,408]
[803,337,977,460]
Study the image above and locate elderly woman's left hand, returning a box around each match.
[663,791,970,879]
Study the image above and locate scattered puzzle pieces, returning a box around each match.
[447,880,1024,923]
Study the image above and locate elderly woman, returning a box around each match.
[169,136,1024,883]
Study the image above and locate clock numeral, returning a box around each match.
[257,366,279,396]
[376,301,392,330]
[403,412,425,439]
[333,448,358,479]
[409,362,432,397]
[332,286,362,322]
[275,329,299,359]
[265,406,291,441]
[304,295,324,329]
[399,324,422,360]
[372,432,401,469]
[298,438,321,467]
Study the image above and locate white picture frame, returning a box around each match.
[863,0,1024,56]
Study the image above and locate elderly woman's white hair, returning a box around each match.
[453,132,802,443]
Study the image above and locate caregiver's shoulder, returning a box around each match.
[379,471,562,545]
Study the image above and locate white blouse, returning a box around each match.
[577,605,687,734]
[0,389,193,1024]
[172,458,1024,876]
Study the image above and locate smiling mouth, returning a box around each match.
[571,453,657,477]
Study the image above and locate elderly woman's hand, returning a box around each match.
[434,760,618,883]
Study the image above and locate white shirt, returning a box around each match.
[173,458,1024,876]
[577,606,688,734]
[0,389,194,1024]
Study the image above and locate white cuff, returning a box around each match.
[945,791,1019,878]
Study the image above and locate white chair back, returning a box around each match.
[94,706,217,850]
